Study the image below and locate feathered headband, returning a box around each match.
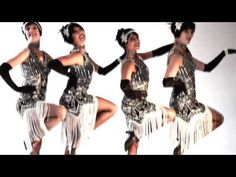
[62,24,70,39]
[21,22,42,36]
[174,22,183,32]
[120,29,135,44]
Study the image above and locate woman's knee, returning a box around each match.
[60,106,67,121]
[97,97,117,113]
[164,107,176,122]
[110,103,118,114]
[102,100,117,114]
[216,112,224,126]
[210,108,224,128]
[169,109,176,121]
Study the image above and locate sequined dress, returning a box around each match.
[15,50,52,151]
[121,55,166,141]
[60,50,98,150]
[168,44,205,123]
[16,50,51,116]
[169,43,212,153]
[60,52,95,116]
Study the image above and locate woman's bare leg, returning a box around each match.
[128,142,139,155]
[44,104,67,130]
[208,107,224,131]
[173,107,224,155]
[163,106,176,123]
[31,139,42,155]
[124,132,139,155]
[31,104,67,155]
[94,97,117,129]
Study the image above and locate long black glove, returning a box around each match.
[163,77,187,95]
[228,49,236,54]
[152,43,192,57]
[152,43,174,57]
[47,60,69,76]
[64,75,77,92]
[0,63,36,93]
[204,49,236,72]
[120,79,147,99]
[98,53,126,75]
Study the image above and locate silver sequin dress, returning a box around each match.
[60,50,98,150]
[16,50,52,150]
[169,43,212,153]
[16,50,51,116]
[121,55,167,141]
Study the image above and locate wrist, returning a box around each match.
[117,58,122,63]
[224,49,228,55]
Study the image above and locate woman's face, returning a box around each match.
[126,33,140,51]
[25,24,41,43]
[72,26,86,47]
[178,28,194,45]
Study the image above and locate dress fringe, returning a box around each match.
[62,112,81,151]
[22,101,49,151]
[127,106,167,143]
[62,96,98,151]
[170,106,212,154]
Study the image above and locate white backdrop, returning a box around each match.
[0,22,235,155]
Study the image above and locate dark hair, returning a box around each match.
[170,22,195,38]
[116,28,138,49]
[21,22,42,40]
[60,22,84,44]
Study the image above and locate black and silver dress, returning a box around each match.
[121,55,167,146]
[169,43,212,153]
[16,50,51,150]
[60,50,98,150]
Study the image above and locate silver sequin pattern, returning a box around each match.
[169,44,205,122]
[16,50,51,116]
[59,53,94,116]
[121,56,156,124]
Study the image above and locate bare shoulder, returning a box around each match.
[121,60,136,79]
[122,60,136,70]
[168,53,183,66]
